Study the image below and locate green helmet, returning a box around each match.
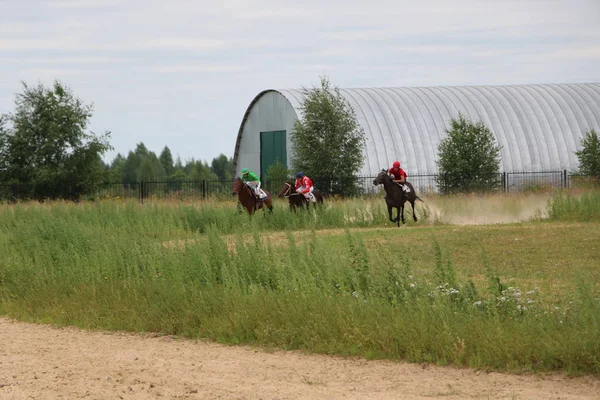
[241,168,249,174]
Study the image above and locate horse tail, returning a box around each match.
[416,196,424,203]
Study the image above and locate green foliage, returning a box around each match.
[264,160,291,191]
[188,160,218,181]
[436,113,502,194]
[291,76,366,195]
[210,153,233,181]
[139,153,165,181]
[575,129,600,178]
[0,201,598,374]
[0,80,112,200]
[169,168,187,181]
[0,116,9,176]
[546,191,600,221]
[159,146,174,177]
[107,153,126,183]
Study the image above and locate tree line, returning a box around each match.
[1,78,599,201]
[105,143,233,184]
[0,80,232,200]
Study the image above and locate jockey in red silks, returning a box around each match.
[294,171,316,202]
[388,161,407,186]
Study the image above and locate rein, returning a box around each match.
[282,182,292,197]
[283,182,302,197]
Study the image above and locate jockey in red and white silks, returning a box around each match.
[294,171,316,202]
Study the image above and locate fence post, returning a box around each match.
[502,172,507,193]
[139,181,144,204]
[444,172,449,195]
[202,180,206,200]
[563,169,567,188]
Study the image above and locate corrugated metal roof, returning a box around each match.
[276,83,600,174]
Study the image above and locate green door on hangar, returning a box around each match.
[260,130,287,179]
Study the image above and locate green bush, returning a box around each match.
[436,113,502,194]
[575,129,600,178]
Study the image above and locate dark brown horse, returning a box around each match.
[277,180,324,212]
[232,178,273,214]
[373,169,423,226]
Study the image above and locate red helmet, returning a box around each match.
[392,161,400,168]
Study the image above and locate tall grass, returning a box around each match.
[0,198,598,374]
[546,190,600,221]
[181,197,423,233]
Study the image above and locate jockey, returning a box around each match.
[241,168,267,200]
[294,171,316,202]
[388,161,407,185]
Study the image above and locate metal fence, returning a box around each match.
[0,170,597,202]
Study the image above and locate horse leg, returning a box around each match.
[400,204,406,224]
[387,203,396,224]
[410,200,418,222]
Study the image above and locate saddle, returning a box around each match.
[395,182,411,193]
[254,189,268,201]
[243,182,267,201]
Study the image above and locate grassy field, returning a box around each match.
[0,190,599,374]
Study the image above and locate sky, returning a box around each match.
[1,0,599,165]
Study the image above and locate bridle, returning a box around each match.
[233,179,252,197]
[282,182,292,197]
[282,182,303,198]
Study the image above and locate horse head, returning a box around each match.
[231,177,246,196]
[373,169,389,186]
[278,181,293,198]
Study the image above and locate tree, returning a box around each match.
[210,153,232,181]
[291,76,366,195]
[0,116,8,177]
[264,160,291,192]
[122,150,142,183]
[436,113,502,193]
[159,146,174,177]
[106,153,126,183]
[0,80,112,200]
[575,129,600,178]
[188,160,218,181]
[139,154,161,182]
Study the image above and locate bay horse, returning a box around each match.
[373,169,423,226]
[232,178,273,214]
[277,180,324,212]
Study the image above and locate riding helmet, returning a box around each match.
[393,161,400,168]
[296,171,304,179]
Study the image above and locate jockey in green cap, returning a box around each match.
[241,168,267,200]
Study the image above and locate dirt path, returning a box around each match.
[1,318,598,400]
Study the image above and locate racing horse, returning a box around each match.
[277,180,324,212]
[373,169,423,226]
[232,178,273,214]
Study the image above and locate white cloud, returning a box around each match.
[0,56,136,65]
[144,38,228,51]
[550,46,600,59]
[0,38,79,51]
[235,7,316,19]
[1,0,598,163]
[152,64,250,73]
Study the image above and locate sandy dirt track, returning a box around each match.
[1,318,599,400]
